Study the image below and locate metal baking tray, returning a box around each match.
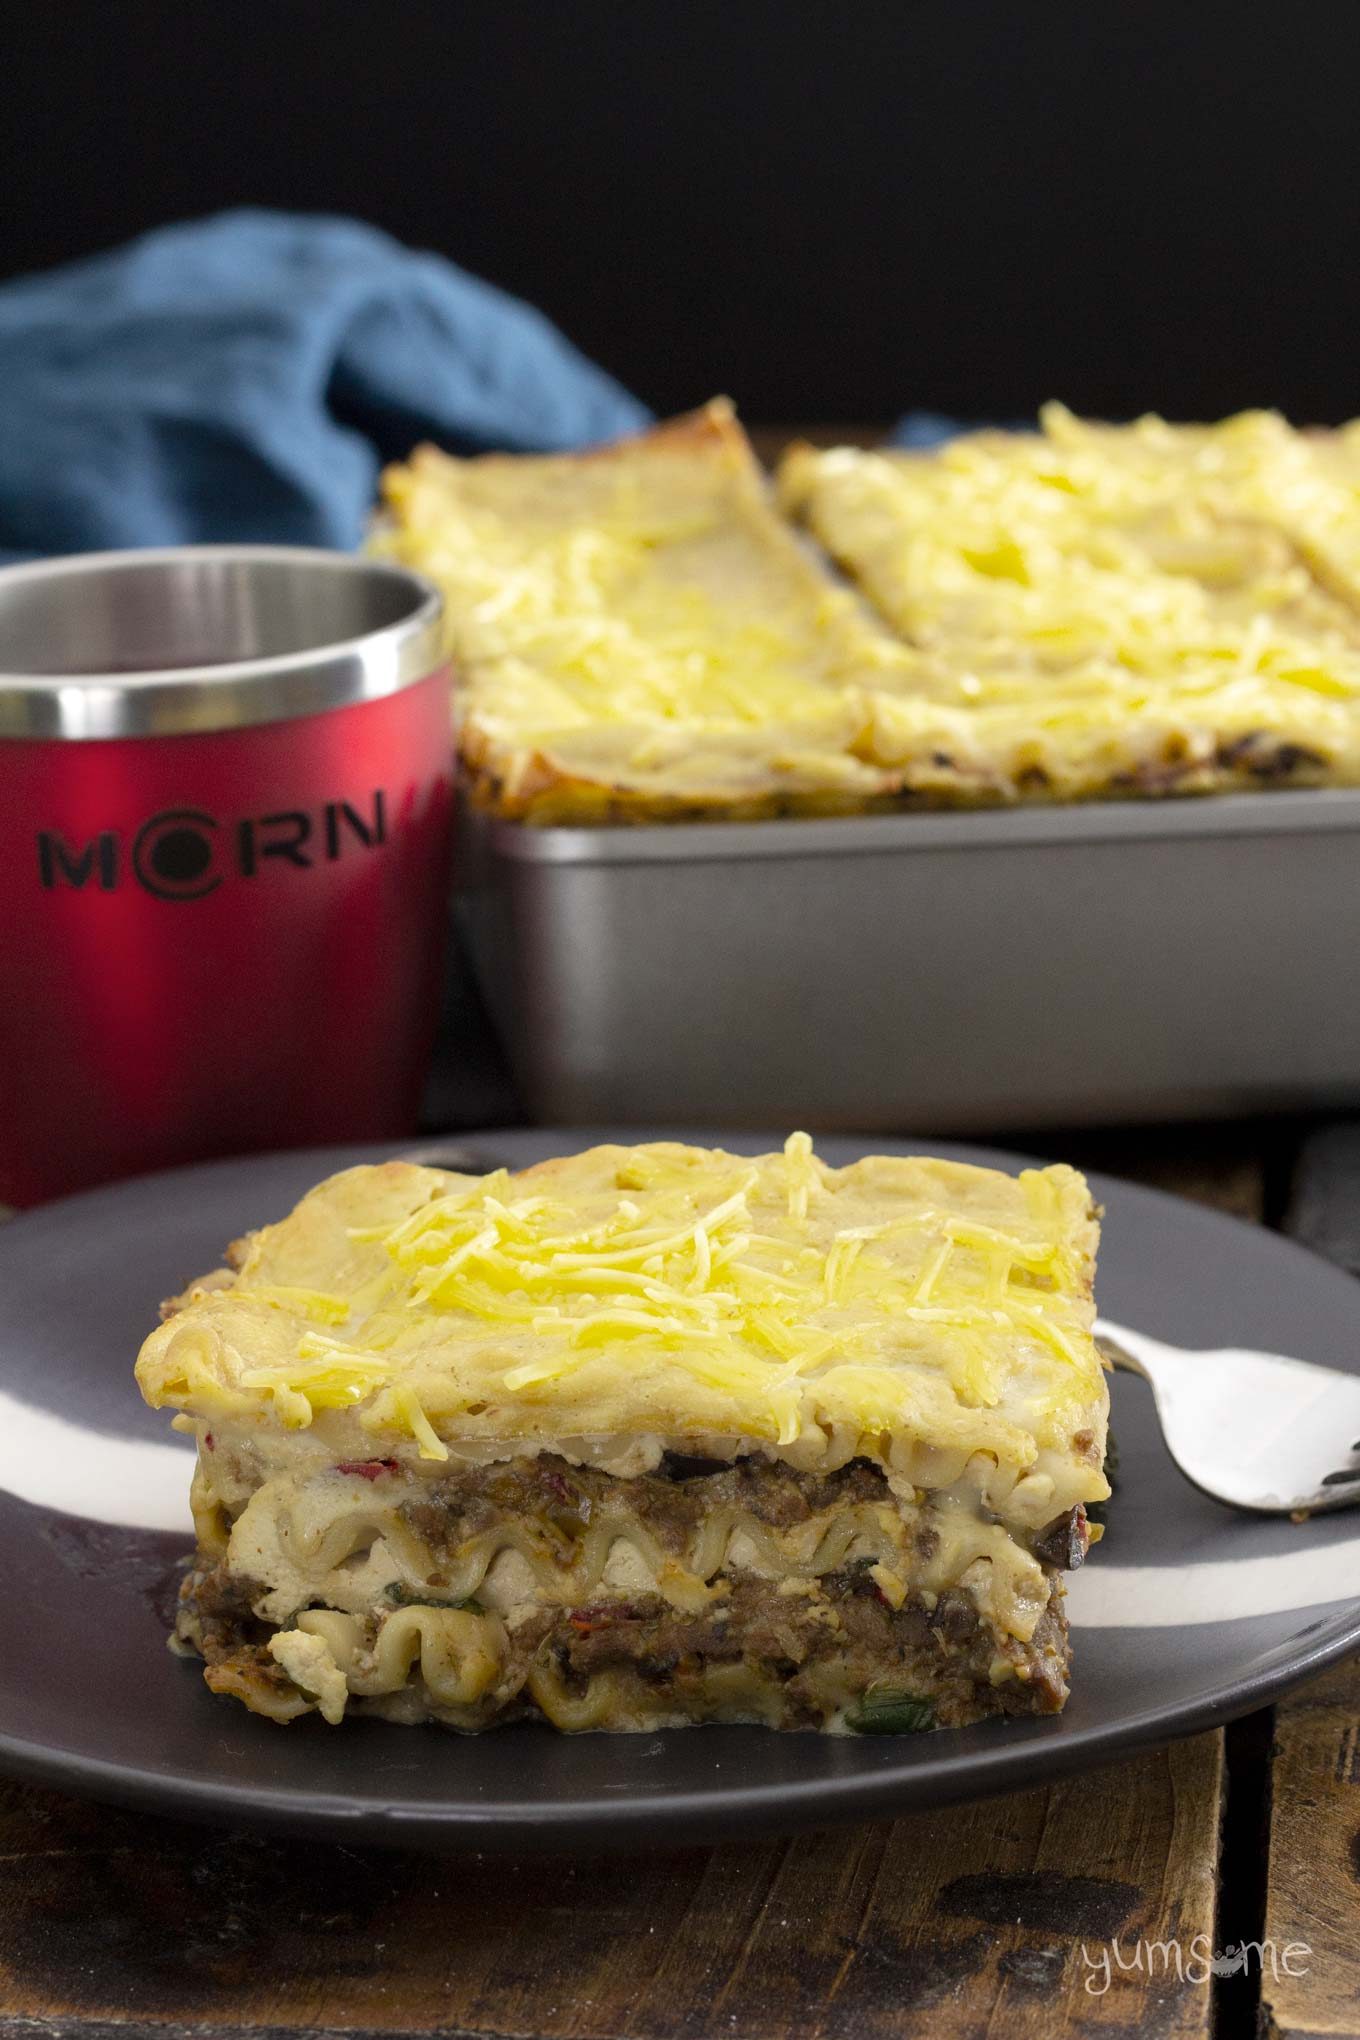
[454,790,1360,1132]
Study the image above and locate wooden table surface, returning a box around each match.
[0,1117,1356,2039]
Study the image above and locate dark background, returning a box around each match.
[7,2,1360,426]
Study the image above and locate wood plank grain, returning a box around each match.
[1260,1657,1360,2040]
[0,1734,1222,2039]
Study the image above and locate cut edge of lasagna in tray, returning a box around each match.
[374,399,910,823]
[135,1136,1110,1736]
[376,397,1360,820]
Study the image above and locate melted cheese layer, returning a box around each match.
[136,1135,1108,1523]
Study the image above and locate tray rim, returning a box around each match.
[472,784,1360,867]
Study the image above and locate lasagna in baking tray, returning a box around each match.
[135,1137,1109,1735]
[778,404,1360,802]
[376,399,1360,820]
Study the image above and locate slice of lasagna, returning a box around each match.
[373,401,907,822]
[135,1137,1109,1734]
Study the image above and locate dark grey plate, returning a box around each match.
[1,1128,1357,1854]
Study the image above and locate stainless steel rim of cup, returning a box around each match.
[0,545,445,739]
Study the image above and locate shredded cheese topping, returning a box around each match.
[375,399,1360,817]
[373,401,907,818]
[780,404,1360,798]
[135,1137,1107,1510]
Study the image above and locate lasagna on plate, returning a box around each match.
[135,1137,1109,1734]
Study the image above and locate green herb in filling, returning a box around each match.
[383,1583,485,1615]
[846,1690,936,1734]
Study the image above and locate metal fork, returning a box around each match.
[1097,1319,1360,1516]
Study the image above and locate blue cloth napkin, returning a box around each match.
[890,412,1034,446]
[890,411,966,448]
[0,210,652,562]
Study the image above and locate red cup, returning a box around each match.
[0,547,453,1205]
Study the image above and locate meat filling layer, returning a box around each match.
[176,1453,1082,1732]
[178,1558,1071,1730]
